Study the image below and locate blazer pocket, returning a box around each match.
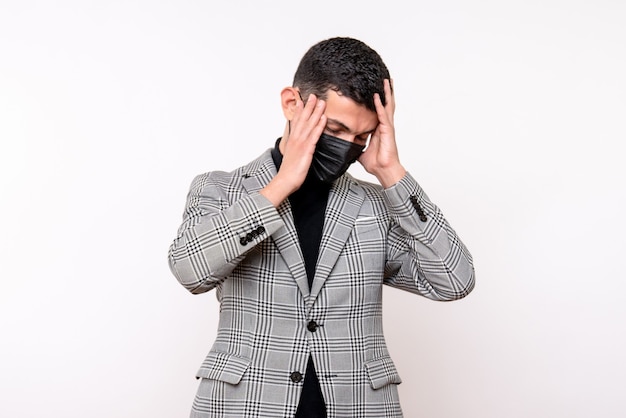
[355,215,379,223]
[364,355,403,390]
[353,216,383,237]
[196,351,251,385]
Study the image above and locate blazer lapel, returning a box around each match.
[309,175,365,303]
[241,150,311,303]
[272,202,312,303]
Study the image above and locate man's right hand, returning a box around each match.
[261,93,326,207]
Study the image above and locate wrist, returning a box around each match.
[374,164,406,189]
[260,174,296,207]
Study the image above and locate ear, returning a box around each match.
[280,87,300,120]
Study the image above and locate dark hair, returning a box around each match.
[293,37,390,111]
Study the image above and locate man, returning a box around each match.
[168,37,475,418]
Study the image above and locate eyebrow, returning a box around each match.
[326,118,376,136]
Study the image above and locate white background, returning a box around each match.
[1,1,625,417]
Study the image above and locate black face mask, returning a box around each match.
[310,133,365,183]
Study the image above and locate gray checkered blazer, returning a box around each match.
[168,149,475,417]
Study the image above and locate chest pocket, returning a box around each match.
[350,216,386,269]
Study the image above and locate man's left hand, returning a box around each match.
[359,79,407,188]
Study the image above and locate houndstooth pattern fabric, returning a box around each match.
[168,149,475,417]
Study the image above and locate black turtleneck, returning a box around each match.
[271,138,331,289]
[271,138,329,417]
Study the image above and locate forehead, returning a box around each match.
[323,90,378,133]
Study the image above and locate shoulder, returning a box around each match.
[344,173,385,201]
[189,149,275,193]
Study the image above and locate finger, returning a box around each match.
[311,113,327,142]
[288,95,326,146]
[384,79,395,118]
[287,94,305,134]
[374,93,390,126]
[289,94,316,137]
[309,96,326,126]
[296,94,317,121]
[298,95,326,135]
[293,95,324,135]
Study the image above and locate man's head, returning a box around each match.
[292,37,390,112]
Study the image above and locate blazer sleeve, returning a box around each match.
[381,172,475,301]
[167,172,285,294]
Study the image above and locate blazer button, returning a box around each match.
[239,237,248,245]
[307,320,319,332]
[290,371,303,383]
